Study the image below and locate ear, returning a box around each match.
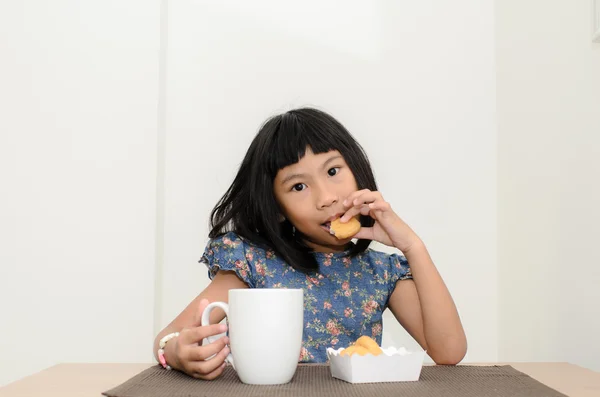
[278,214,286,222]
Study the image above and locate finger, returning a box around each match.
[192,298,210,327]
[180,323,228,345]
[190,345,230,376]
[368,201,392,215]
[340,206,364,222]
[341,200,378,223]
[187,336,230,361]
[353,227,375,240]
[350,191,382,207]
[342,199,387,223]
[341,193,383,222]
[193,362,227,381]
[343,189,371,209]
[344,204,371,220]
[359,204,372,216]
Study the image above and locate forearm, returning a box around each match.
[404,242,467,363]
[151,272,241,362]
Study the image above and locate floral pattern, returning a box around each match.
[199,232,412,363]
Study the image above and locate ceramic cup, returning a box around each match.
[201,288,304,385]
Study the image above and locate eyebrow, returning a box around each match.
[279,155,343,185]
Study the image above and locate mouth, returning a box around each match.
[327,213,344,222]
[320,213,344,235]
[320,221,333,234]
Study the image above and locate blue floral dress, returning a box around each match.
[199,232,412,363]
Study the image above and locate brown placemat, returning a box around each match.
[103,364,567,397]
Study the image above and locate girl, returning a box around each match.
[153,108,467,380]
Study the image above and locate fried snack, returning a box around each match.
[340,345,370,357]
[340,346,355,356]
[330,217,361,239]
[355,336,383,356]
[339,335,383,356]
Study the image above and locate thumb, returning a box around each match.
[353,227,374,241]
[192,298,211,327]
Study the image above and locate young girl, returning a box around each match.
[153,108,467,380]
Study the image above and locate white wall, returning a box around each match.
[0,0,160,386]
[497,0,600,371]
[159,0,497,363]
[7,0,598,387]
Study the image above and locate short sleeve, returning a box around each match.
[389,253,413,283]
[198,232,256,288]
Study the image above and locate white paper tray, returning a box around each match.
[326,346,426,384]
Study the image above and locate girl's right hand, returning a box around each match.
[165,299,231,380]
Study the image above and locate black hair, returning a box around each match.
[209,107,378,273]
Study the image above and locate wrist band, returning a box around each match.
[158,332,180,370]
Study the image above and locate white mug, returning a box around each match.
[201,288,304,385]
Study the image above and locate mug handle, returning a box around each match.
[200,302,235,369]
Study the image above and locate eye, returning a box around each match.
[328,167,340,176]
[292,183,307,192]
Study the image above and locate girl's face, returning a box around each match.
[273,147,359,253]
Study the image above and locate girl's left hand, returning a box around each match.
[340,189,421,253]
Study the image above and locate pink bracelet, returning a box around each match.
[157,348,169,370]
[158,332,179,370]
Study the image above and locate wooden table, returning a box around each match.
[1,363,599,397]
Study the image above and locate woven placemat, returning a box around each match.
[103,364,566,397]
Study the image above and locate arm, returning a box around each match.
[153,270,249,379]
[153,270,248,359]
[340,189,467,365]
[387,243,467,365]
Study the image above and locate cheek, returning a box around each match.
[277,195,303,218]
[341,172,359,192]
[274,188,295,215]
[350,170,359,187]
[281,199,316,227]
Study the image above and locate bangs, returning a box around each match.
[265,110,349,178]
[209,106,377,273]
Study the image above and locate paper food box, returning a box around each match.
[326,346,426,384]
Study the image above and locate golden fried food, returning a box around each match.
[330,217,361,239]
[340,345,367,356]
[340,346,356,356]
[339,335,383,356]
[355,336,383,356]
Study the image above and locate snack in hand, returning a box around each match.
[339,335,383,356]
[329,217,361,239]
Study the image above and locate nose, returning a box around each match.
[316,183,339,209]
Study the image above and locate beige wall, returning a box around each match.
[497,0,600,371]
[160,0,497,364]
[0,0,160,386]
[2,0,599,387]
